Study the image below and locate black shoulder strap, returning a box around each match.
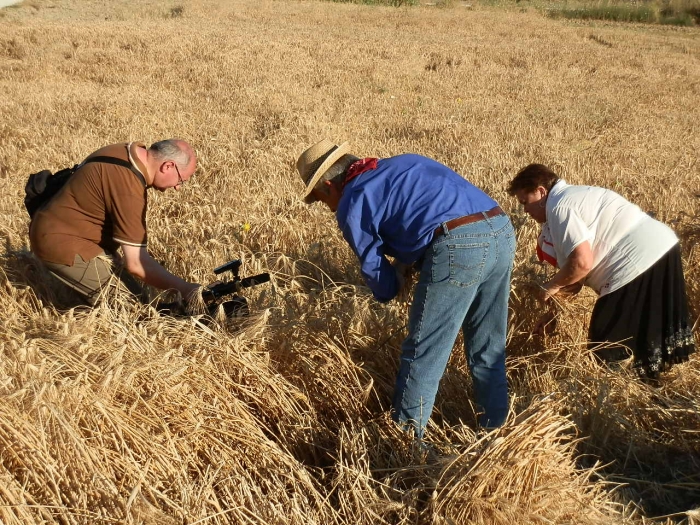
[83,155,147,187]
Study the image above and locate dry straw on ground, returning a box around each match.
[0,0,699,523]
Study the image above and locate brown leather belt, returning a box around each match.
[434,206,504,239]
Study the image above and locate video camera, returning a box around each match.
[203,260,270,317]
[157,259,270,319]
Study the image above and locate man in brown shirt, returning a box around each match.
[30,139,200,305]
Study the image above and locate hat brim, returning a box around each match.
[301,142,351,202]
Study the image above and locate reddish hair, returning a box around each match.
[507,164,560,195]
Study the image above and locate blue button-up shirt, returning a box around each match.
[336,154,497,303]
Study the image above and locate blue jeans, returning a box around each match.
[392,212,515,437]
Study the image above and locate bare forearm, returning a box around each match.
[134,258,190,291]
[124,248,196,297]
[547,259,588,290]
[543,242,592,298]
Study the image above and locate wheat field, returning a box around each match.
[0,0,699,523]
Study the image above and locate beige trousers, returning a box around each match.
[42,253,145,306]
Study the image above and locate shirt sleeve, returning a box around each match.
[548,206,593,261]
[339,211,399,303]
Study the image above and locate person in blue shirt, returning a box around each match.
[296,139,516,438]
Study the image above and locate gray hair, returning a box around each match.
[149,139,191,168]
[312,154,360,191]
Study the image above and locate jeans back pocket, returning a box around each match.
[432,241,490,288]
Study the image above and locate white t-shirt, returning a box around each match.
[545,180,678,296]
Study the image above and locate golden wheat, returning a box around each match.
[0,0,698,523]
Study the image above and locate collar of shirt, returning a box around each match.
[127,142,150,185]
[546,179,568,212]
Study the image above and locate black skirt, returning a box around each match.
[588,244,696,379]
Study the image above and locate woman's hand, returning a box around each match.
[538,282,560,303]
[538,280,583,303]
[536,278,565,303]
[539,242,592,303]
[559,281,583,297]
[533,310,557,336]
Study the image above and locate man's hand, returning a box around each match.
[394,262,407,289]
[181,282,202,302]
[122,244,201,299]
[392,260,414,303]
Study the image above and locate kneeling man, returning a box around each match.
[30,139,201,305]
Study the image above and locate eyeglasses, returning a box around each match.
[173,162,186,187]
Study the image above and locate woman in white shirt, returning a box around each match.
[508,163,695,379]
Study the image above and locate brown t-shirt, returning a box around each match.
[30,142,149,266]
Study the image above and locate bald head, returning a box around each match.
[149,139,196,172]
[145,139,197,191]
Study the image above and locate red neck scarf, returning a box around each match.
[343,158,378,189]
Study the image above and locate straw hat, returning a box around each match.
[296,139,350,203]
